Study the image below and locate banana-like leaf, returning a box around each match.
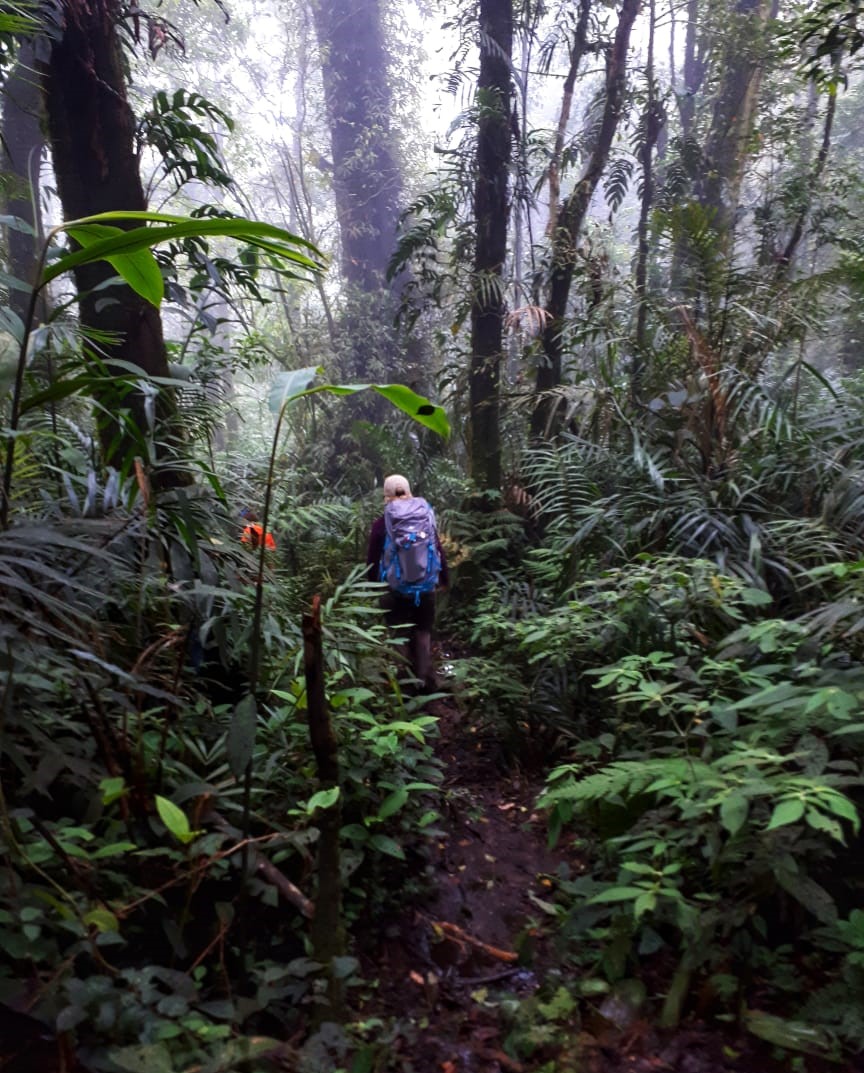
[42,211,325,305]
[66,223,164,306]
[268,368,450,440]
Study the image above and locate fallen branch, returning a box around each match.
[423,916,518,962]
[209,812,315,919]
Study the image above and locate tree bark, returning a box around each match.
[2,41,46,323]
[302,596,345,1024]
[633,0,665,397]
[469,0,513,494]
[699,0,775,245]
[311,0,408,389]
[311,0,403,293]
[532,0,639,438]
[41,0,188,485]
[546,0,592,237]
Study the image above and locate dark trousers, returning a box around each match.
[381,590,435,690]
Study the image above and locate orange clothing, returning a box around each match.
[241,523,276,550]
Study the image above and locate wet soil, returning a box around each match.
[357,690,864,1073]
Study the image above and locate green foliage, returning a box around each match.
[139,89,236,194]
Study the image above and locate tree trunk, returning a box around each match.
[469,0,513,494]
[2,41,46,324]
[699,0,775,245]
[532,0,639,438]
[302,596,345,1024]
[41,0,188,485]
[633,0,665,397]
[311,0,406,387]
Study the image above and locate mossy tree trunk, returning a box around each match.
[469,0,513,495]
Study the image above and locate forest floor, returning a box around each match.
[354,658,864,1073]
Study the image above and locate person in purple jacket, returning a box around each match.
[366,473,448,692]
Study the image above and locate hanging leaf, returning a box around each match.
[267,371,450,440]
[227,693,258,779]
[268,366,322,413]
[65,223,164,306]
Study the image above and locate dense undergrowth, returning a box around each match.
[4,226,864,1073]
[455,419,864,1066]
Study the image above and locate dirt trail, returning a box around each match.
[361,693,569,1071]
[359,687,864,1073]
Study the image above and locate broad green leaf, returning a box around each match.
[268,366,322,413]
[739,587,773,606]
[587,886,646,904]
[99,776,128,806]
[805,807,844,842]
[744,1010,832,1056]
[720,792,750,835]
[766,798,805,830]
[66,223,164,306]
[106,1043,174,1073]
[633,891,657,918]
[377,788,409,820]
[369,834,405,859]
[91,841,137,859]
[307,786,341,813]
[155,796,200,844]
[43,213,323,294]
[226,693,257,779]
[340,824,369,842]
[819,791,861,832]
[267,372,450,440]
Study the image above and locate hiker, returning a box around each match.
[366,474,448,692]
[239,508,276,551]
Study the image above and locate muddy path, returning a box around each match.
[355,686,864,1073]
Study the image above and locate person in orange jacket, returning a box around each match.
[239,508,276,550]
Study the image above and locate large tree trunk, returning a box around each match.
[532,0,639,438]
[469,0,513,494]
[2,41,46,324]
[41,0,187,485]
[311,0,406,386]
[699,0,775,246]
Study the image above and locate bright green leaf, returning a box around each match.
[766,798,806,831]
[377,788,409,820]
[307,786,341,813]
[66,224,164,306]
[155,796,200,845]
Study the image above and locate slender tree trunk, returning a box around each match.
[546,0,591,236]
[776,82,837,278]
[41,0,188,485]
[532,0,639,438]
[302,596,345,1024]
[633,0,665,397]
[679,0,705,138]
[469,0,513,494]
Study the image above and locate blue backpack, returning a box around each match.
[379,497,441,602]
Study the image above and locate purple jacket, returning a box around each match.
[366,513,449,587]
